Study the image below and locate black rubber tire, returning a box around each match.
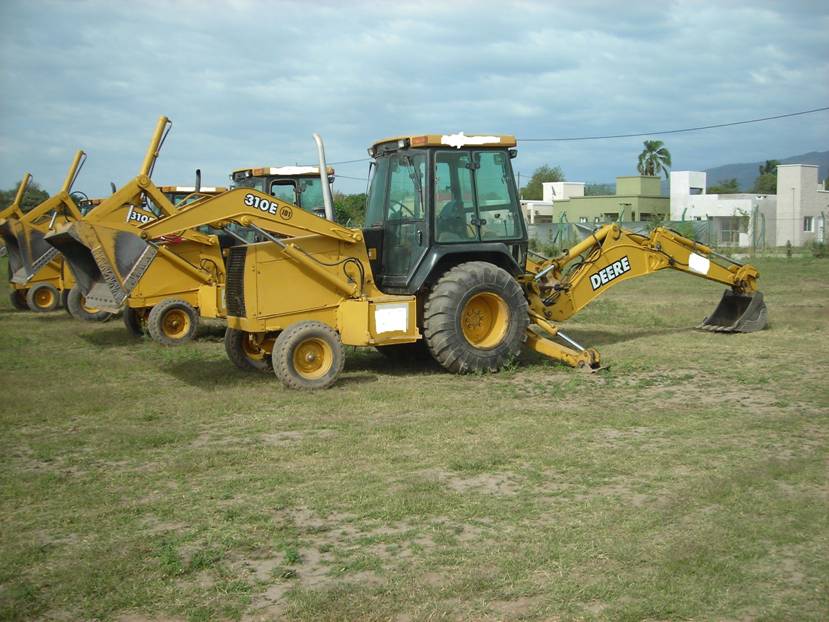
[26,283,61,312]
[67,286,113,322]
[272,321,344,390]
[423,261,529,373]
[9,289,28,310]
[147,299,199,346]
[375,340,433,362]
[224,328,272,372]
[123,306,147,337]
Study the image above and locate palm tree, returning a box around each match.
[637,140,672,179]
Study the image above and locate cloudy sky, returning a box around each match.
[1,0,827,196]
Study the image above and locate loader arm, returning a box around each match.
[522,224,767,370]
[0,173,32,221]
[136,188,361,245]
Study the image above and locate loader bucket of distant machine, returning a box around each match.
[698,290,768,333]
[46,222,156,312]
[0,219,59,284]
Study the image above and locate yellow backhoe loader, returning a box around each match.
[1,152,90,312]
[47,116,336,346]
[54,131,767,388]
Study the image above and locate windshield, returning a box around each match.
[434,149,522,243]
[232,177,265,192]
[297,177,325,212]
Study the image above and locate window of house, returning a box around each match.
[689,187,703,195]
[579,216,588,223]
[803,216,814,232]
[594,216,601,223]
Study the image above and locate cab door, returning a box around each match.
[378,152,428,287]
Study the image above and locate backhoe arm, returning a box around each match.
[527,224,760,322]
[522,224,767,371]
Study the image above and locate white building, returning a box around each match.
[670,170,776,247]
[775,165,829,247]
[520,182,586,224]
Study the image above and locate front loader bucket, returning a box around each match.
[45,222,157,312]
[698,290,768,333]
[0,219,59,284]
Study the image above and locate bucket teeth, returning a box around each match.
[698,290,768,333]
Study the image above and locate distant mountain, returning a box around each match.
[703,150,829,192]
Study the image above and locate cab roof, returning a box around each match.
[230,166,334,178]
[159,186,226,194]
[371,132,517,152]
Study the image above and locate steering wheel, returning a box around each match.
[390,200,415,219]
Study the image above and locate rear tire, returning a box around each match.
[26,283,60,313]
[224,328,272,372]
[67,286,113,322]
[272,321,344,389]
[147,299,199,346]
[423,261,529,373]
[123,306,148,336]
[9,289,28,310]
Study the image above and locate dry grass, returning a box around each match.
[0,256,827,621]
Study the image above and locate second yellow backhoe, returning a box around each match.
[54,130,767,388]
[47,117,338,347]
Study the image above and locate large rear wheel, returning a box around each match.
[423,261,529,373]
[272,321,344,389]
[147,299,199,346]
[224,328,273,372]
[26,283,60,313]
[67,286,113,322]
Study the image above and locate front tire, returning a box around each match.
[272,321,344,390]
[9,289,28,310]
[423,261,529,373]
[147,299,199,346]
[224,328,272,372]
[67,286,113,322]
[26,283,61,313]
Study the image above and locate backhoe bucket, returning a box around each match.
[0,219,59,284]
[45,222,156,312]
[698,290,768,333]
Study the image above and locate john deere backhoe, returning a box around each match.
[64,131,765,388]
[47,116,337,346]
[1,152,91,312]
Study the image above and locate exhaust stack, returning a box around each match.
[313,133,335,222]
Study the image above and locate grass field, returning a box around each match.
[1,255,827,621]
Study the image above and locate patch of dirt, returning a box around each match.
[116,615,185,622]
[420,467,522,496]
[488,595,542,617]
[261,429,336,445]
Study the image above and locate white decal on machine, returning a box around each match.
[688,252,710,275]
[375,303,408,333]
[125,205,154,225]
[589,256,632,290]
[440,132,501,149]
[244,192,281,216]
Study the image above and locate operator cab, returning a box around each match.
[230,166,335,218]
[364,133,527,295]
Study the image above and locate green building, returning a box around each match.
[531,176,670,224]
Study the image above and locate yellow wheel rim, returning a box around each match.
[81,298,100,313]
[161,308,191,339]
[461,292,509,349]
[34,288,55,309]
[292,338,333,380]
[242,334,273,361]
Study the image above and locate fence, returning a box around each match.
[527,220,715,253]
